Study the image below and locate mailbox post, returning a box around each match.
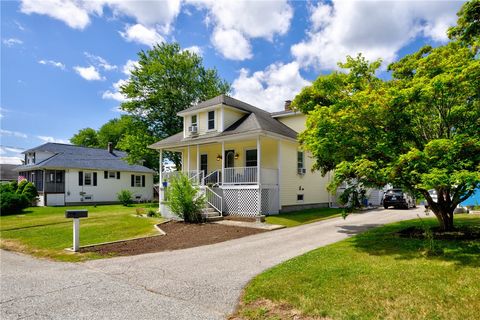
[65,210,88,252]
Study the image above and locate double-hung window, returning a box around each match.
[84,172,92,185]
[208,111,215,130]
[191,115,197,128]
[297,151,305,174]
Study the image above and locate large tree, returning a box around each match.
[120,43,231,166]
[294,4,480,231]
[70,128,99,147]
[70,115,158,170]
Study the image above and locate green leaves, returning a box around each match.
[295,7,480,228]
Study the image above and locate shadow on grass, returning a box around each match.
[339,217,480,267]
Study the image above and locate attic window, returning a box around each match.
[208,111,215,130]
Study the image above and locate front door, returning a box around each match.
[200,154,208,176]
[225,150,235,168]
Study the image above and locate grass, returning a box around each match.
[266,207,343,227]
[0,204,162,262]
[237,214,480,320]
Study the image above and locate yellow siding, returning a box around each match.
[223,107,245,130]
[279,140,330,206]
[277,113,306,133]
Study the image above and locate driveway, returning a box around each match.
[1,208,425,320]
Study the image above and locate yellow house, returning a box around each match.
[149,94,333,218]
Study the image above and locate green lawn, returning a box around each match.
[0,204,162,262]
[238,214,480,320]
[266,207,343,227]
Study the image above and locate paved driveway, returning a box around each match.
[1,208,425,319]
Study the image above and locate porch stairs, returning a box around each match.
[202,205,223,222]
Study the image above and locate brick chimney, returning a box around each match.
[284,100,292,111]
[107,142,113,154]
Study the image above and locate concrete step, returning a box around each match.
[203,211,221,218]
[205,216,223,222]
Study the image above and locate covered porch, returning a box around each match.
[158,135,280,217]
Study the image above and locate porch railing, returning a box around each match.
[203,170,220,186]
[224,167,257,184]
[204,186,222,214]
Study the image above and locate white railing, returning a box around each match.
[162,170,203,185]
[204,186,222,214]
[203,170,220,186]
[224,167,258,184]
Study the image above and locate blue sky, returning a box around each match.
[1,0,464,164]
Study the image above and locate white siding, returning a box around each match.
[64,169,154,204]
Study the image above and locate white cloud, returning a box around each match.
[19,0,181,32]
[119,24,164,46]
[38,59,66,70]
[292,0,462,71]
[0,129,28,139]
[211,28,252,60]
[37,136,70,144]
[102,79,129,102]
[188,0,293,60]
[122,59,140,75]
[73,65,105,81]
[2,38,23,47]
[20,0,96,30]
[182,45,203,56]
[0,157,23,165]
[84,52,117,71]
[106,0,181,33]
[232,61,310,112]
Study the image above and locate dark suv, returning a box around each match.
[383,189,416,209]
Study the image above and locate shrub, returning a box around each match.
[166,173,205,223]
[16,179,28,194]
[21,182,39,203]
[146,209,160,217]
[117,189,133,206]
[0,192,29,215]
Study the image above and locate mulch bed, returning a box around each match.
[80,221,266,256]
[397,226,480,241]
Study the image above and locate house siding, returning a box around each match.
[277,113,306,133]
[279,139,330,208]
[223,107,245,130]
[63,169,153,204]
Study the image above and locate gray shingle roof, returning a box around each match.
[150,95,298,149]
[15,143,154,173]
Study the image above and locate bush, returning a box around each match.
[117,189,133,206]
[21,182,39,203]
[166,173,205,223]
[146,209,160,217]
[1,192,29,215]
[16,179,28,194]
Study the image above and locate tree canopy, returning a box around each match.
[293,2,480,231]
[70,127,99,148]
[120,43,230,166]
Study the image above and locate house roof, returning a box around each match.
[0,164,19,181]
[150,95,299,149]
[15,143,154,173]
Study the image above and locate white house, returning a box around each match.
[15,143,154,206]
[150,94,338,218]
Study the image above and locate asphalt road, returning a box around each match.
[0,208,426,320]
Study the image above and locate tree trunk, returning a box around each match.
[431,206,455,232]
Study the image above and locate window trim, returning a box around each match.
[207,110,215,130]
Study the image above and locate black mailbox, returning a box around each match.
[65,210,88,219]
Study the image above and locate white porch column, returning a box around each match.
[158,149,163,183]
[187,145,190,173]
[277,140,281,211]
[221,141,225,184]
[257,136,262,215]
[196,144,200,184]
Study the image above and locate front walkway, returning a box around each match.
[1,208,426,320]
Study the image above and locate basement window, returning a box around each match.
[297,194,304,202]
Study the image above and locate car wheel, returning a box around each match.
[384,205,388,209]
